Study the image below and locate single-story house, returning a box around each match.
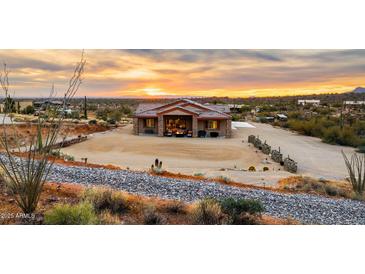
[276,113,288,121]
[297,99,320,106]
[133,99,232,138]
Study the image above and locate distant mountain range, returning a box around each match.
[352,87,365,93]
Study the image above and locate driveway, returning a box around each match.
[234,122,355,180]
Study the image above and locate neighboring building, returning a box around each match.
[15,100,33,112]
[276,113,288,121]
[298,99,320,106]
[33,100,68,110]
[227,104,245,113]
[133,99,232,138]
[344,101,365,106]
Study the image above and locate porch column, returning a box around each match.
[133,118,139,135]
[226,119,232,138]
[158,115,164,137]
[192,116,198,137]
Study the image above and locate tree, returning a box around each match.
[22,105,35,115]
[3,95,15,113]
[0,53,86,215]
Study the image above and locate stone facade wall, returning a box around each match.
[271,149,283,163]
[284,156,298,173]
[253,137,262,148]
[262,142,271,155]
[248,135,256,143]
[192,116,198,137]
[157,116,164,136]
[226,119,232,138]
[133,118,139,135]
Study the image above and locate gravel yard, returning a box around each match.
[44,163,365,225]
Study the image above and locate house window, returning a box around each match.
[145,118,155,128]
[207,120,218,129]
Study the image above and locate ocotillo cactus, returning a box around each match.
[84,96,88,119]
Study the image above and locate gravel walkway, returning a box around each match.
[43,163,365,225]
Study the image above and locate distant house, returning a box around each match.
[257,116,275,123]
[276,113,288,121]
[33,100,67,110]
[227,104,245,113]
[133,99,232,138]
[344,101,365,106]
[298,99,320,106]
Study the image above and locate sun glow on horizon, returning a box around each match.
[1,49,365,98]
[142,88,171,96]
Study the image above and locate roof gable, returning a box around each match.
[135,99,231,119]
[157,106,199,116]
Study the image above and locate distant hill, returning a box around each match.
[352,87,365,93]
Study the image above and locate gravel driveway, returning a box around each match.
[45,163,365,225]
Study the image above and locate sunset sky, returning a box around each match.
[0,49,364,98]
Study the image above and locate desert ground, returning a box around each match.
[61,122,355,186]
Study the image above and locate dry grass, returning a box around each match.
[0,123,109,150]
[278,176,354,198]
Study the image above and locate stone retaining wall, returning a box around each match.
[284,156,298,173]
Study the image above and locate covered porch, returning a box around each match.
[162,115,193,137]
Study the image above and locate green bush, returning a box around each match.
[83,187,129,214]
[324,185,338,196]
[21,105,35,115]
[248,166,256,172]
[219,198,264,225]
[88,119,97,125]
[191,198,223,225]
[44,202,98,225]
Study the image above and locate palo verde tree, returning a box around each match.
[0,52,86,215]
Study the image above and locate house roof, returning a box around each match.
[135,99,231,119]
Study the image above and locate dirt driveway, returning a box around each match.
[62,123,353,186]
[240,122,355,180]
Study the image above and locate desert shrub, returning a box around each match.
[190,198,223,225]
[143,206,165,225]
[219,198,264,225]
[88,119,97,125]
[63,154,75,161]
[263,166,269,171]
[21,105,35,115]
[98,210,121,225]
[83,187,130,214]
[164,200,186,214]
[217,175,232,183]
[194,172,205,177]
[220,198,264,215]
[231,114,240,121]
[324,185,338,196]
[248,166,256,172]
[44,202,98,225]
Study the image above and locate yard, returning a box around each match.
[61,122,355,186]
